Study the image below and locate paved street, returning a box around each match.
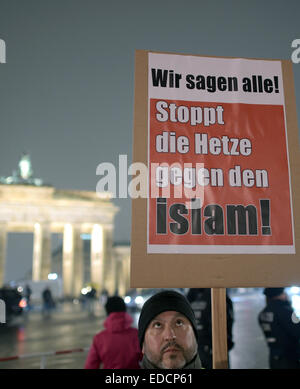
[0,302,105,369]
[0,291,270,369]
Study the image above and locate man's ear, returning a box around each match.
[142,344,145,354]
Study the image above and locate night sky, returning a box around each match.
[0,0,299,281]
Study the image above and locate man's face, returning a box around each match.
[142,310,198,369]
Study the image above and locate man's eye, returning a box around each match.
[153,322,162,328]
[176,319,184,326]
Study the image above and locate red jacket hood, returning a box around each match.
[104,311,134,332]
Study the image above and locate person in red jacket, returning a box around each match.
[84,295,142,369]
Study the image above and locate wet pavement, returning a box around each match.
[0,291,270,369]
[0,301,106,369]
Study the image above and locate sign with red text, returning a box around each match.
[131,50,300,288]
[148,53,294,254]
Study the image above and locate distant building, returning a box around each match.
[52,238,131,296]
[0,154,130,297]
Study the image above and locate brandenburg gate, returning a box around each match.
[0,154,120,297]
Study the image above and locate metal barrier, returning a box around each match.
[0,347,90,369]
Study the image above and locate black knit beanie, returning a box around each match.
[263,288,284,298]
[138,290,198,348]
[105,296,126,315]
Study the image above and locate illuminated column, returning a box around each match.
[32,223,51,281]
[90,224,103,292]
[0,223,7,287]
[73,226,84,297]
[119,253,130,296]
[114,249,130,297]
[62,224,83,297]
[116,256,125,297]
[102,226,115,295]
[124,254,131,294]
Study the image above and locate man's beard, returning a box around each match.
[157,340,187,369]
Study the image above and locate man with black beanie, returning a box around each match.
[138,290,202,369]
[258,288,300,369]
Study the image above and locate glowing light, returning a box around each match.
[291,295,300,319]
[124,296,131,304]
[17,286,23,293]
[19,157,31,180]
[290,286,300,295]
[81,286,92,295]
[19,298,27,308]
[135,296,144,305]
[48,273,58,280]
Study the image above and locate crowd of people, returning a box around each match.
[83,287,300,370]
[21,284,56,317]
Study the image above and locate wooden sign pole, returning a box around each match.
[211,288,228,369]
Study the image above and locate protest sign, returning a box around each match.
[131,50,300,288]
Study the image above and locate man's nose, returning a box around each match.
[163,324,176,340]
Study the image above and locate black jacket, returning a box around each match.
[186,288,234,351]
[258,298,300,360]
